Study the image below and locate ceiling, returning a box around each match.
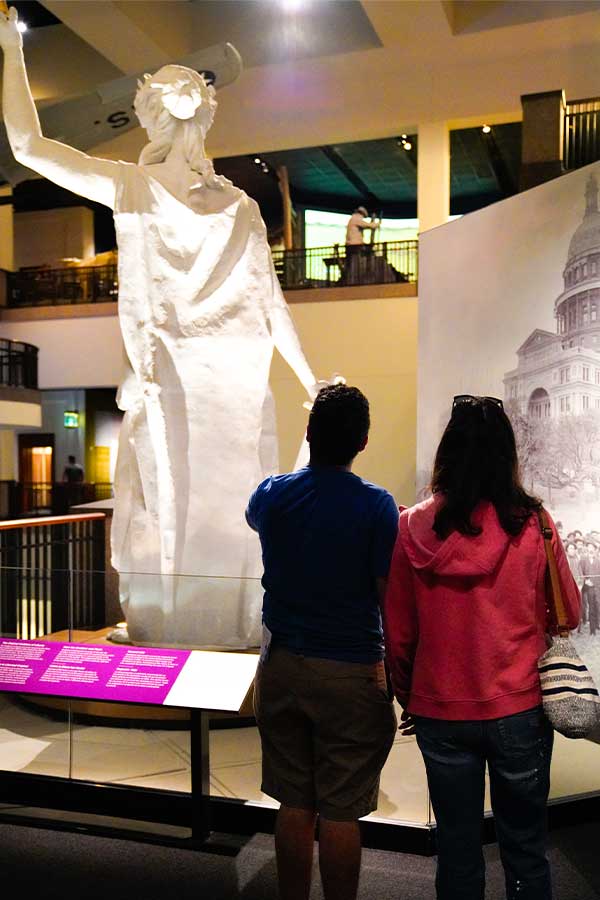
[3,0,598,238]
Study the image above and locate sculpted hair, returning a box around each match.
[134,66,224,190]
[308,384,370,466]
[431,399,540,538]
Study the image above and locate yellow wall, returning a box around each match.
[0,294,419,505]
[0,400,41,429]
[271,296,418,507]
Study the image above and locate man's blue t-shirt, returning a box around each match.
[246,466,399,664]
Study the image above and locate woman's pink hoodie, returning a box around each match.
[384,495,581,720]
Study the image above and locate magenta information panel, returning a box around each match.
[0,639,191,706]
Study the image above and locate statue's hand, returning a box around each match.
[304,373,346,409]
[0,6,22,50]
[307,380,329,403]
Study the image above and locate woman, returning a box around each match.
[0,9,320,648]
[384,394,580,900]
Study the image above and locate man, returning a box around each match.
[345,206,380,247]
[344,206,380,285]
[62,454,84,483]
[246,384,399,900]
[581,540,600,636]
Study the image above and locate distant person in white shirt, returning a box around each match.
[345,206,380,247]
[344,207,380,284]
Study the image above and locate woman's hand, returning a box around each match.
[0,7,23,51]
[398,707,416,736]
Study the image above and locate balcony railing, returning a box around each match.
[5,240,418,308]
[564,97,600,171]
[0,338,38,389]
[0,481,113,519]
[0,512,106,637]
[7,264,118,308]
[272,240,418,290]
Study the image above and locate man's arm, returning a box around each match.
[357,216,380,230]
[376,576,387,610]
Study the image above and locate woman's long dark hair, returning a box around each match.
[431,398,540,539]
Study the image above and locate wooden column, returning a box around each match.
[277,165,293,250]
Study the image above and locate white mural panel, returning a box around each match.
[419,162,600,688]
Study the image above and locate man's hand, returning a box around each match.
[0,6,22,51]
[398,707,415,736]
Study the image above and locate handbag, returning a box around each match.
[537,508,600,739]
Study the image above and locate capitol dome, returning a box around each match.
[567,174,600,262]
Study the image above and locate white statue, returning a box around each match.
[0,9,321,648]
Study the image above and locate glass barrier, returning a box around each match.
[0,564,431,826]
[0,562,598,831]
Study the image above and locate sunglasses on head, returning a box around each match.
[452,394,504,411]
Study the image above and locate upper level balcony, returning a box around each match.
[0,337,41,429]
[2,239,418,311]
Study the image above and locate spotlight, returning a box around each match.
[403,141,412,151]
[482,124,491,134]
[16,20,27,33]
[254,157,261,164]
[261,163,269,173]
[401,134,407,139]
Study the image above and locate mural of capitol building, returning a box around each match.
[503,171,600,533]
[505,172,600,422]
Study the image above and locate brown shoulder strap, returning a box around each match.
[536,508,570,636]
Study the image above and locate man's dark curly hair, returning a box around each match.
[308,384,370,466]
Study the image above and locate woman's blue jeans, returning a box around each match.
[414,706,554,900]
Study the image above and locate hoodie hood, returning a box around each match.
[400,494,513,577]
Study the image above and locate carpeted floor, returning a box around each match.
[1,819,599,898]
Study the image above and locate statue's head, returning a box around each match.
[134,64,217,140]
[134,64,230,192]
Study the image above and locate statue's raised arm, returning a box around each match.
[0,7,119,208]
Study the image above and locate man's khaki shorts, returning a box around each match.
[253,646,397,821]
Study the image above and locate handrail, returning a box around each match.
[0,338,38,389]
[6,240,418,306]
[564,96,600,170]
[0,512,106,530]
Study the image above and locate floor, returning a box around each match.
[0,693,599,827]
[0,818,599,899]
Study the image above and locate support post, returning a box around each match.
[520,90,565,191]
[190,709,211,843]
[417,121,450,234]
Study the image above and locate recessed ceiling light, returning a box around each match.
[482,124,491,134]
[403,141,412,151]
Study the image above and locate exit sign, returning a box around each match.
[64,411,79,428]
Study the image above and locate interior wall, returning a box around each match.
[0,315,125,388]
[38,389,87,481]
[14,208,95,269]
[271,296,417,506]
[0,295,418,505]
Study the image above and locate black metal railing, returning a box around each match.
[7,264,118,307]
[0,481,113,519]
[0,513,106,637]
[564,98,600,170]
[0,339,38,389]
[4,242,418,308]
[272,240,418,290]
